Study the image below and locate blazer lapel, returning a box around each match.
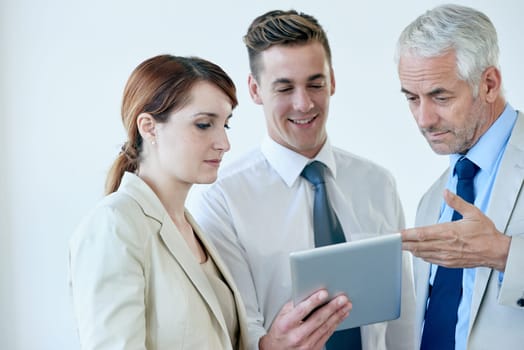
[119,173,242,348]
[487,112,524,232]
[412,172,449,340]
[187,212,250,350]
[158,213,230,344]
[469,112,524,329]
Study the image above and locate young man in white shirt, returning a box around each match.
[189,10,415,350]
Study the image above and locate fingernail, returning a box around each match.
[337,296,347,306]
[318,290,328,300]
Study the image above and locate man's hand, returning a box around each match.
[258,289,351,350]
[402,190,511,271]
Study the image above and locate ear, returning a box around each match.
[480,66,502,103]
[136,113,157,143]
[248,74,263,105]
[329,66,336,96]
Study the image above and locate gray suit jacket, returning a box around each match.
[413,112,524,349]
[70,172,249,350]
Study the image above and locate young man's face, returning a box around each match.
[248,42,335,158]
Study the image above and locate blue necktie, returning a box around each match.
[420,157,479,350]
[302,161,362,350]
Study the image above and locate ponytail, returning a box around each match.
[104,141,140,195]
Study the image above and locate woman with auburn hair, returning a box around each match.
[69,54,248,350]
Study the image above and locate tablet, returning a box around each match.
[289,233,402,330]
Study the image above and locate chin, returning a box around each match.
[196,175,218,185]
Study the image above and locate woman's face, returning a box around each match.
[151,81,233,186]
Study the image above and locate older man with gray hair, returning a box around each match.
[396,4,524,350]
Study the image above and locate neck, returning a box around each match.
[481,95,507,135]
[462,96,507,155]
[137,169,190,222]
[137,166,206,262]
[491,96,507,121]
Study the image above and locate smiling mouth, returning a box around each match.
[289,116,317,125]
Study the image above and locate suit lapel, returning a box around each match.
[487,113,524,232]
[413,172,449,341]
[415,170,448,228]
[469,112,524,328]
[117,173,244,349]
[187,212,250,350]
[158,213,230,345]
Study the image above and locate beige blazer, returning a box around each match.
[69,172,249,350]
[413,112,524,349]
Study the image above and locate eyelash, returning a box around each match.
[276,84,324,93]
[196,123,211,130]
[405,97,418,105]
[196,123,231,130]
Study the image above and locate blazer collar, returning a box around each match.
[118,172,165,224]
[117,173,236,347]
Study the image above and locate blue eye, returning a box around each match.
[224,124,231,130]
[196,123,211,130]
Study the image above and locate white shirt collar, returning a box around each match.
[260,136,337,187]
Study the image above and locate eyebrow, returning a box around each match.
[191,112,233,120]
[400,87,449,96]
[271,73,326,87]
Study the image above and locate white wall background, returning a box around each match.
[1,0,522,348]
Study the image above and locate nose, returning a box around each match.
[415,100,438,129]
[214,128,230,153]
[292,88,314,113]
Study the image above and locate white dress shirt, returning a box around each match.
[188,137,415,350]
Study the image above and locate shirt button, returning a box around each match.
[517,298,524,307]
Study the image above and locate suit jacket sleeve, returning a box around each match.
[69,204,147,350]
[498,233,524,307]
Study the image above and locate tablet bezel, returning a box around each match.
[289,233,402,330]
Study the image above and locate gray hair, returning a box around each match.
[395,4,500,96]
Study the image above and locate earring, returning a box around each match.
[151,140,156,145]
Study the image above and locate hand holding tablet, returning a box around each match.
[289,233,402,330]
